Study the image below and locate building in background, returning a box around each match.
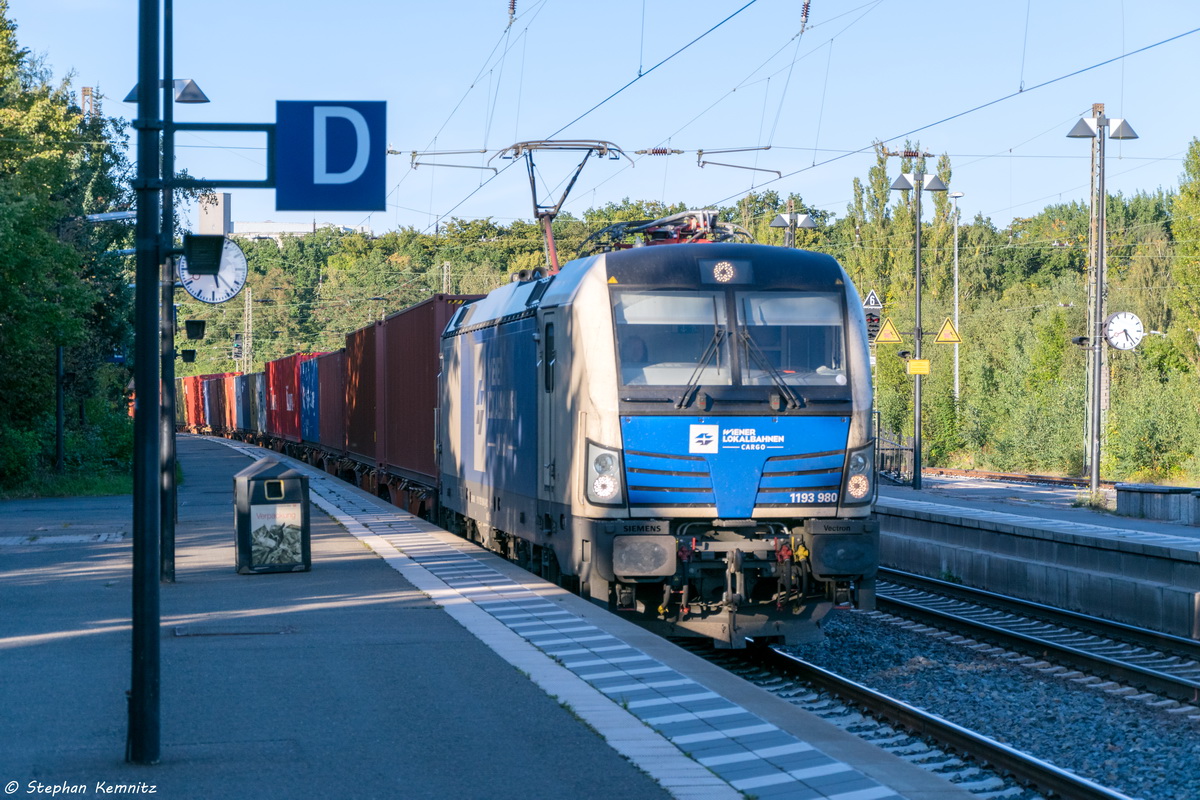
[199,193,372,244]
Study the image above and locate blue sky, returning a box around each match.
[9,0,1200,235]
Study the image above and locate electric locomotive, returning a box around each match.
[438,215,878,647]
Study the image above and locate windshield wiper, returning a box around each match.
[676,328,727,409]
[738,328,805,409]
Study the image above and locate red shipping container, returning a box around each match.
[184,372,238,430]
[379,294,479,484]
[266,353,320,442]
[317,350,346,455]
[345,324,378,462]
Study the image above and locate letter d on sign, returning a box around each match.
[276,100,386,212]
[314,106,369,185]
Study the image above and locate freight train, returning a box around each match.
[180,212,879,647]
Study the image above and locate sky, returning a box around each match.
[8,0,1200,237]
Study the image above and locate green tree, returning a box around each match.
[0,2,134,489]
[1169,138,1200,369]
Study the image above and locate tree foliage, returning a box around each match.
[0,3,134,489]
[5,0,1199,489]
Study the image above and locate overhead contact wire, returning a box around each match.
[545,0,761,139]
[708,25,1200,209]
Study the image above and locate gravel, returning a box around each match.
[786,609,1200,800]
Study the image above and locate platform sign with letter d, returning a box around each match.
[275,101,386,211]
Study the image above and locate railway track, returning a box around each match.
[680,566,1200,799]
[876,568,1200,705]
[919,468,1117,490]
[685,640,1138,800]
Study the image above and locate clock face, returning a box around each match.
[1103,311,1144,351]
[179,238,248,304]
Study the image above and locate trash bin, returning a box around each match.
[234,458,311,574]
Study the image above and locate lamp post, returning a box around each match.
[130,0,162,766]
[950,191,963,402]
[890,165,948,490]
[1067,104,1137,495]
[769,207,818,248]
[127,14,210,583]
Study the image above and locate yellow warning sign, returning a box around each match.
[607,276,618,284]
[935,317,962,344]
[906,359,931,375]
[874,317,903,344]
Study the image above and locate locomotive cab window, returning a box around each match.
[736,292,847,387]
[612,291,731,387]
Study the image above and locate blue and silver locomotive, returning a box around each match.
[438,215,877,647]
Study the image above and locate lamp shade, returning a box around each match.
[1066,118,1099,138]
[1107,118,1138,140]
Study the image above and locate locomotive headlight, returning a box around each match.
[586,442,625,505]
[842,444,874,503]
[847,474,870,499]
[594,452,616,475]
[592,474,618,500]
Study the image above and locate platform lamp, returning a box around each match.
[890,169,948,490]
[769,210,817,248]
[1067,104,1137,495]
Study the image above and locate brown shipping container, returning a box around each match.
[223,375,238,433]
[266,353,319,442]
[380,294,479,484]
[345,323,378,462]
[317,349,346,455]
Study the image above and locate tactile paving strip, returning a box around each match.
[218,440,900,800]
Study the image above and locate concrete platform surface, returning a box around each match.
[0,438,672,800]
[1,436,977,800]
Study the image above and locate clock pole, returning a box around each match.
[1090,107,1106,497]
[1068,104,1137,496]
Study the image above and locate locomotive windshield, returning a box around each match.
[613,291,731,387]
[736,292,847,387]
[613,289,847,389]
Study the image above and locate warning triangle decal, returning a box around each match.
[874,317,902,344]
[935,317,962,344]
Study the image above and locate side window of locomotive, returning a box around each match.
[612,290,731,387]
[737,292,847,386]
[543,322,556,392]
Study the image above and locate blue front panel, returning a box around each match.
[620,416,850,518]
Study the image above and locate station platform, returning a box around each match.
[877,476,1200,639]
[0,435,974,800]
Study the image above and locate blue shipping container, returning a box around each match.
[300,358,320,444]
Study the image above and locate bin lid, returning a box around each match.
[234,457,307,483]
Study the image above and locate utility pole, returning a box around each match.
[243,286,253,373]
[130,0,162,765]
[886,149,948,491]
[159,0,177,584]
[1068,103,1138,495]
